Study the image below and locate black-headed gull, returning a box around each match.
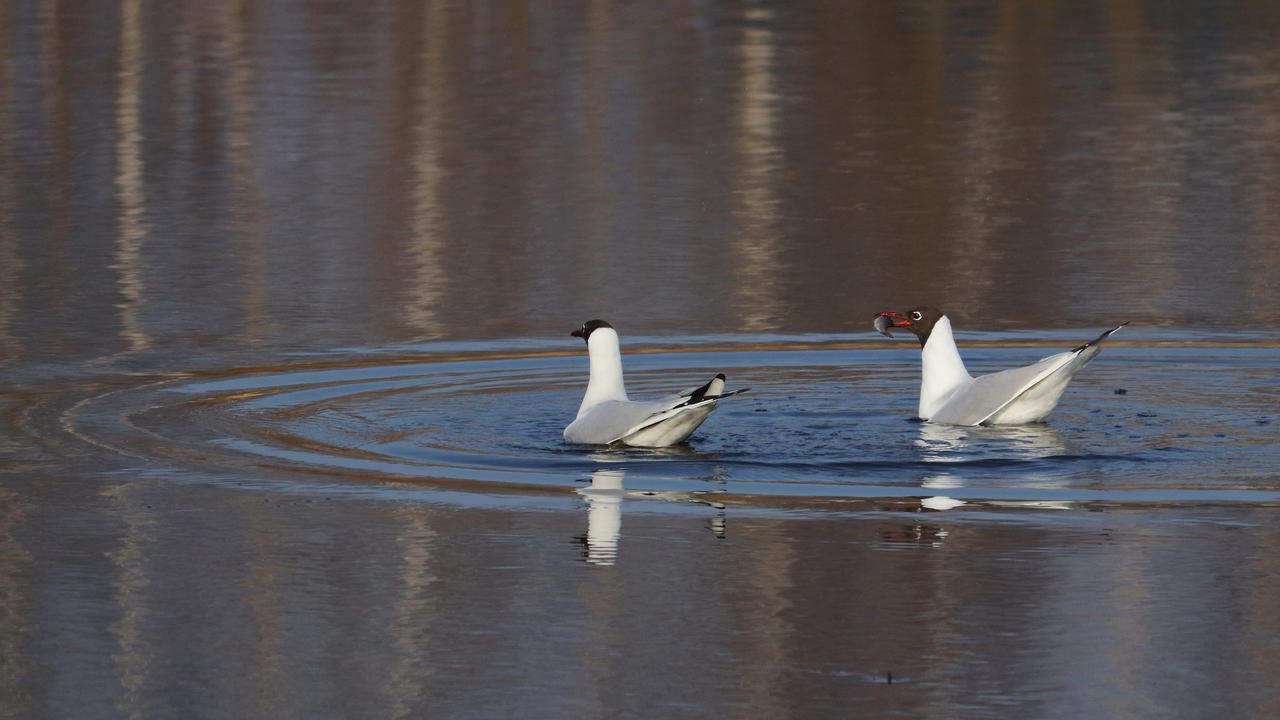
[564,320,748,446]
[874,306,1127,425]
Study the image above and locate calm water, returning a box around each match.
[3,1,1280,717]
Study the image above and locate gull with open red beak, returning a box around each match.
[874,306,1127,425]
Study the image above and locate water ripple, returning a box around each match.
[51,342,1280,510]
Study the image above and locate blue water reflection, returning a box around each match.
[62,341,1266,509]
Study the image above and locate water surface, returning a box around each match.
[3,1,1280,717]
[53,333,1280,507]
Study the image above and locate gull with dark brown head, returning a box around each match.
[874,306,1127,425]
[564,320,749,446]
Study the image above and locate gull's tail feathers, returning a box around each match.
[682,373,749,406]
[1072,321,1129,354]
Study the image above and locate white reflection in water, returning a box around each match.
[401,0,449,340]
[731,5,783,332]
[577,469,625,566]
[576,464,728,565]
[921,496,965,511]
[386,506,439,718]
[917,420,1067,459]
[916,420,1068,492]
[919,471,965,492]
[111,0,150,356]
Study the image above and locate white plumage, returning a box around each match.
[563,320,747,446]
[876,306,1126,426]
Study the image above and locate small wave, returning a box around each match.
[46,342,1280,508]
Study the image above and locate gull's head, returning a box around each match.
[874,306,944,348]
[571,319,615,345]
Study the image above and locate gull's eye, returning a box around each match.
[910,311,923,321]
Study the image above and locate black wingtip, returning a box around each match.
[686,375,719,403]
[702,387,749,400]
[1072,322,1129,353]
[683,378,748,406]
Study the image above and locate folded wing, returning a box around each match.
[564,373,749,446]
[932,323,1127,426]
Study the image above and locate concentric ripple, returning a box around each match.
[58,340,1280,509]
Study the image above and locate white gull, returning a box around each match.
[563,320,748,446]
[874,306,1126,425]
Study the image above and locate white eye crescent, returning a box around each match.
[910,311,923,321]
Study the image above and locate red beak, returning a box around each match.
[874,311,911,338]
[875,311,911,328]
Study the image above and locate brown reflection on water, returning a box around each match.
[733,522,797,718]
[242,497,287,719]
[1092,2,1180,320]
[576,0,615,323]
[2,1,1279,365]
[385,505,441,718]
[37,0,77,357]
[3,6,1279,716]
[1247,527,1280,718]
[0,485,34,718]
[221,0,272,349]
[941,0,1025,315]
[730,5,783,332]
[0,2,17,358]
[1236,42,1280,318]
[102,482,156,720]
[0,470,1278,715]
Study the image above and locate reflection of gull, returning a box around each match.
[916,420,1068,460]
[575,465,729,564]
[916,421,969,464]
[921,475,964,491]
[577,469,625,566]
[707,514,727,540]
[921,497,965,511]
[880,523,952,545]
[917,422,971,491]
[917,420,1070,493]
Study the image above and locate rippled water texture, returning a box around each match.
[53,336,1279,507]
[3,2,1280,718]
